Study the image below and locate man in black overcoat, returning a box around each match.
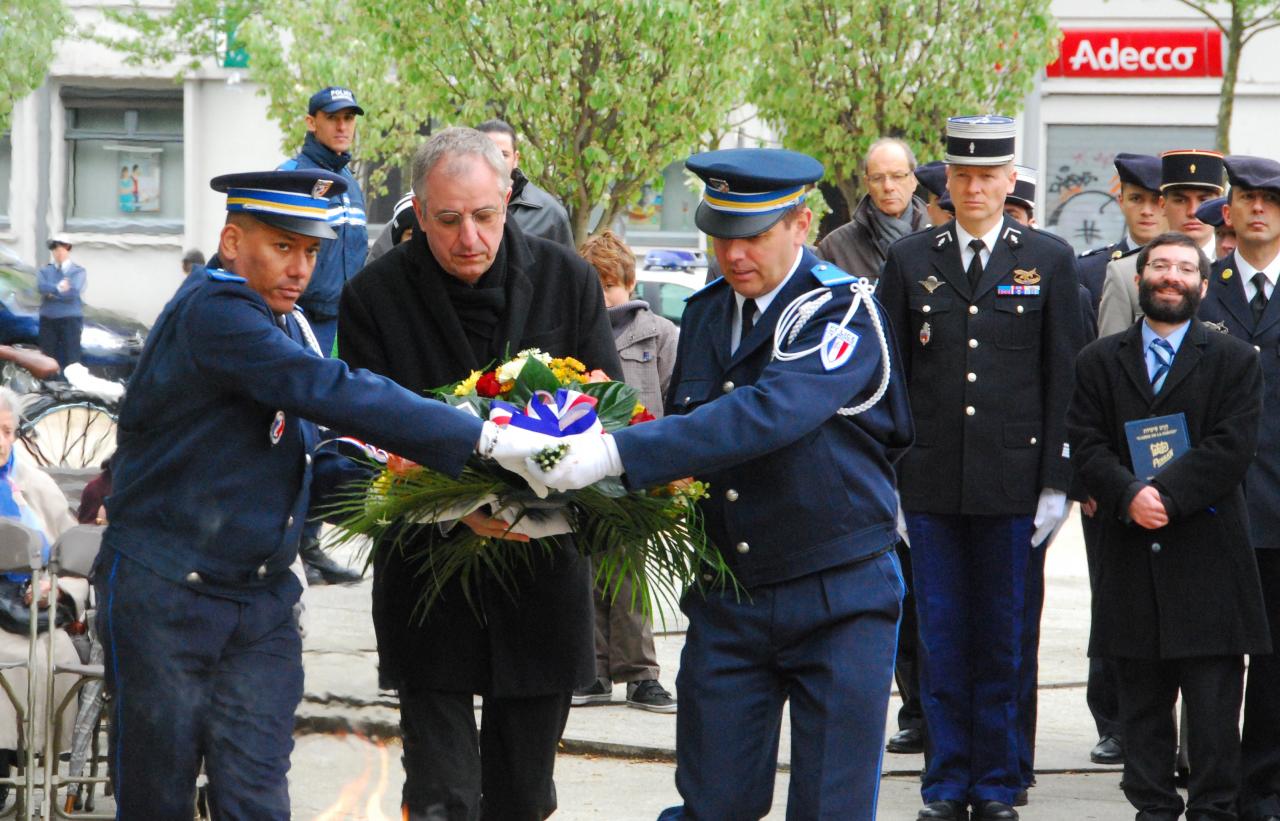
[1069,231,1271,821]
[338,127,621,820]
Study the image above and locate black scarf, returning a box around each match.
[428,241,511,365]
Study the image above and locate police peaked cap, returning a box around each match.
[211,170,348,240]
[1160,149,1224,194]
[686,148,824,239]
[1193,196,1228,228]
[1113,153,1162,193]
[914,161,947,199]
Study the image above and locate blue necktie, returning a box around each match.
[1149,337,1175,392]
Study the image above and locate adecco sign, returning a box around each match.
[1047,29,1223,78]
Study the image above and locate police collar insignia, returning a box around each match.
[270,410,285,445]
[1003,226,1022,247]
[919,321,932,346]
[820,322,859,371]
[1111,249,1123,259]
[920,275,943,293]
[312,180,334,198]
[1013,268,1040,285]
[935,231,952,248]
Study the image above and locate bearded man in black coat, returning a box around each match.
[339,127,621,821]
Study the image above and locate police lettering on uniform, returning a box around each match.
[95,169,558,820]
[877,115,1082,821]
[537,147,914,819]
[1196,155,1280,821]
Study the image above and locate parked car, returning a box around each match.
[0,261,147,382]
[633,269,705,327]
[643,248,708,272]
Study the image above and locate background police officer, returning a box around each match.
[1197,155,1280,821]
[878,115,1082,821]
[537,147,914,820]
[1077,153,1164,315]
[96,169,555,820]
[1098,150,1224,337]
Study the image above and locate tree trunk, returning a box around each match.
[569,203,592,248]
[836,177,861,223]
[1218,2,1244,153]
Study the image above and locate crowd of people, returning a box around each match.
[15,75,1268,821]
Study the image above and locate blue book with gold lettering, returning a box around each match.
[1125,413,1191,480]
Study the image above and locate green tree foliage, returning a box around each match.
[1173,0,1280,152]
[0,0,72,129]
[100,0,262,72]
[750,0,1060,211]
[102,0,757,243]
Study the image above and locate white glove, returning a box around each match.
[530,432,623,492]
[896,495,910,547]
[476,421,553,499]
[1031,488,1068,548]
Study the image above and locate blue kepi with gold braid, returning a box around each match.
[210,169,349,240]
[686,148,824,239]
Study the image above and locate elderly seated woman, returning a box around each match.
[0,387,82,801]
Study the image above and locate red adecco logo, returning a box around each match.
[1047,29,1223,78]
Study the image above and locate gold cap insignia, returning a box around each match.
[708,178,731,193]
[311,180,333,198]
[1013,268,1041,285]
[1223,268,1234,281]
[1190,163,1197,174]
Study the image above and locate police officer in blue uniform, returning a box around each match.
[96,169,557,821]
[537,148,914,820]
[1076,153,1164,313]
[1197,155,1280,821]
[877,116,1082,821]
[1195,194,1236,260]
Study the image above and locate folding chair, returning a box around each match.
[0,519,47,820]
[40,525,108,820]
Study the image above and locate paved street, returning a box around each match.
[291,512,1137,819]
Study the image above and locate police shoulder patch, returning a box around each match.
[206,267,247,284]
[810,262,857,287]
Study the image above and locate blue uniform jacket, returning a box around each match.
[37,261,86,319]
[103,267,482,594]
[1198,253,1280,551]
[614,249,914,589]
[279,134,368,320]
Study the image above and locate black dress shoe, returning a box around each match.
[299,541,363,585]
[1013,789,1028,807]
[971,800,1018,820]
[918,800,967,820]
[887,727,925,754]
[1090,734,1123,765]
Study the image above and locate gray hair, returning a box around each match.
[410,127,512,204]
[862,137,918,174]
[0,388,23,423]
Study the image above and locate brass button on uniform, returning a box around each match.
[965,406,976,416]
[305,454,313,466]
[725,489,739,502]
[1255,345,1262,353]
[1030,437,1038,445]
[736,541,750,554]
[1016,305,1025,314]
[922,305,932,313]
[969,305,978,315]
[185,572,202,584]
[287,516,295,528]
[257,564,268,578]
[722,381,735,393]
[1151,542,1162,554]
[967,372,977,383]
[969,338,979,349]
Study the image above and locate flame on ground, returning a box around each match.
[312,734,396,821]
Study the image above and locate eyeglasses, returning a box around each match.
[429,206,505,230]
[864,171,913,187]
[1145,260,1200,276]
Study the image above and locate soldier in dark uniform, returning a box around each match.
[1195,195,1236,261]
[916,160,952,228]
[1077,153,1164,314]
[1197,156,1280,821]
[877,115,1082,821]
[537,148,914,820]
[95,169,557,820]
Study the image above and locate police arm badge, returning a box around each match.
[820,322,859,370]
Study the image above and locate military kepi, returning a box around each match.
[1160,149,1224,193]
[686,148,823,239]
[1224,155,1280,196]
[1008,165,1037,212]
[944,115,1016,165]
[1114,153,1162,193]
[210,169,348,240]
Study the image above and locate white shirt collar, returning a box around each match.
[1233,248,1280,299]
[954,220,1004,262]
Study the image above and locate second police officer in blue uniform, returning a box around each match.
[96,169,558,820]
[537,147,915,819]
[877,116,1082,821]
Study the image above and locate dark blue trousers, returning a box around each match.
[662,551,903,821]
[1017,542,1049,789]
[95,549,303,821]
[906,513,1032,807]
